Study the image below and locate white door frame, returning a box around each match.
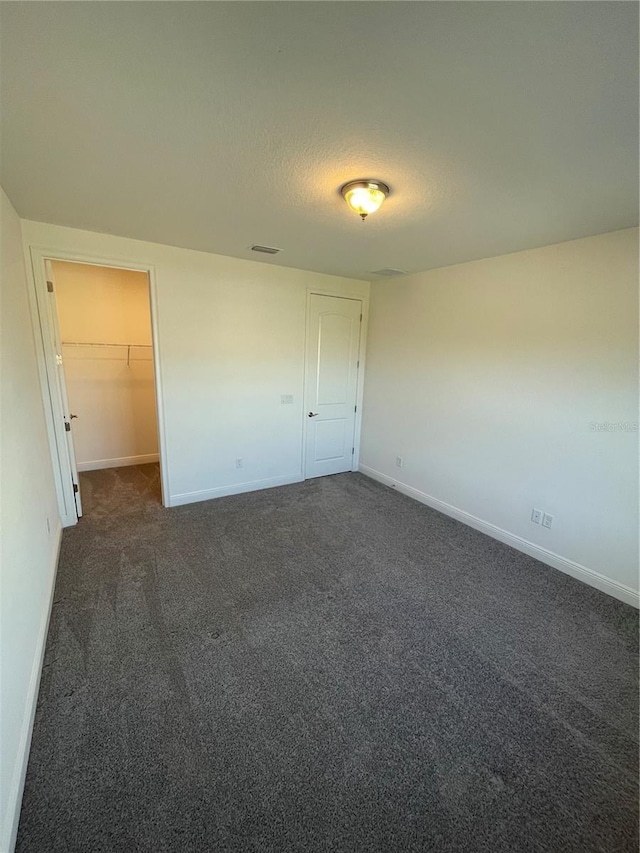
[302,287,369,479]
[26,246,169,525]
[43,259,83,520]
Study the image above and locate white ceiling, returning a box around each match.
[1,2,637,280]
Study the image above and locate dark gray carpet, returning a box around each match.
[17,464,639,852]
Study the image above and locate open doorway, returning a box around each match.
[31,254,165,525]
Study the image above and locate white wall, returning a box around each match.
[21,221,369,506]
[360,228,639,606]
[53,261,153,344]
[52,261,159,470]
[0,190,61,851]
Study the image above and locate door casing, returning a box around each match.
[26,247,169,525]
[303,288,369,479]
[44,259,83,519]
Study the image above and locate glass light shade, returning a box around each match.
[341,180,390,220]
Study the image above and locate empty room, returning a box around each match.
[0,3,637,852]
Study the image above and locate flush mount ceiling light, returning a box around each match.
[341,179,390,220]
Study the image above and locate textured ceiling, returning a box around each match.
[1,2,637,280]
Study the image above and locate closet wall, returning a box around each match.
[52,261,159,470]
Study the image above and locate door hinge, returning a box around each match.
[73,483,78,493]
[47,280,54,293]
[360,313,363,322]
[356,360,360,368]
[56,354,63,366]
[64,421,71,432]
[354,405,357,413]
[352,447,355,454]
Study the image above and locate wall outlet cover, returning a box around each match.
[281,394,294,404]
[542,513,554,529]
[531,508,542,524]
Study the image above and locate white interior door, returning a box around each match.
[304,294,362,479]
[45,260,83,518]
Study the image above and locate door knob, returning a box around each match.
[308,411,319,418]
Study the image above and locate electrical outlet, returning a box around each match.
[235,458,243,469]
[531,508,542,525]
[542,513,554,529]
[395,456,403,468]
[280,394,294,405]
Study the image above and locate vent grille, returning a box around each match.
[251,244,281,255]
[370,268,408,277]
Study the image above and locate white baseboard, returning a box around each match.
[169,473,304,508]
[359,464,639,609]
[2,523,62,853]
[77,453,159,472]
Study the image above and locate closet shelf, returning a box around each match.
[61,341,152,348]
[61,341,152,367]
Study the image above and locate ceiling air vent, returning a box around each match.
[251,244,281,255]
[370,268,408,277]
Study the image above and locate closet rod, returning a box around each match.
[61,341,152,348]
[61,341,152,367]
